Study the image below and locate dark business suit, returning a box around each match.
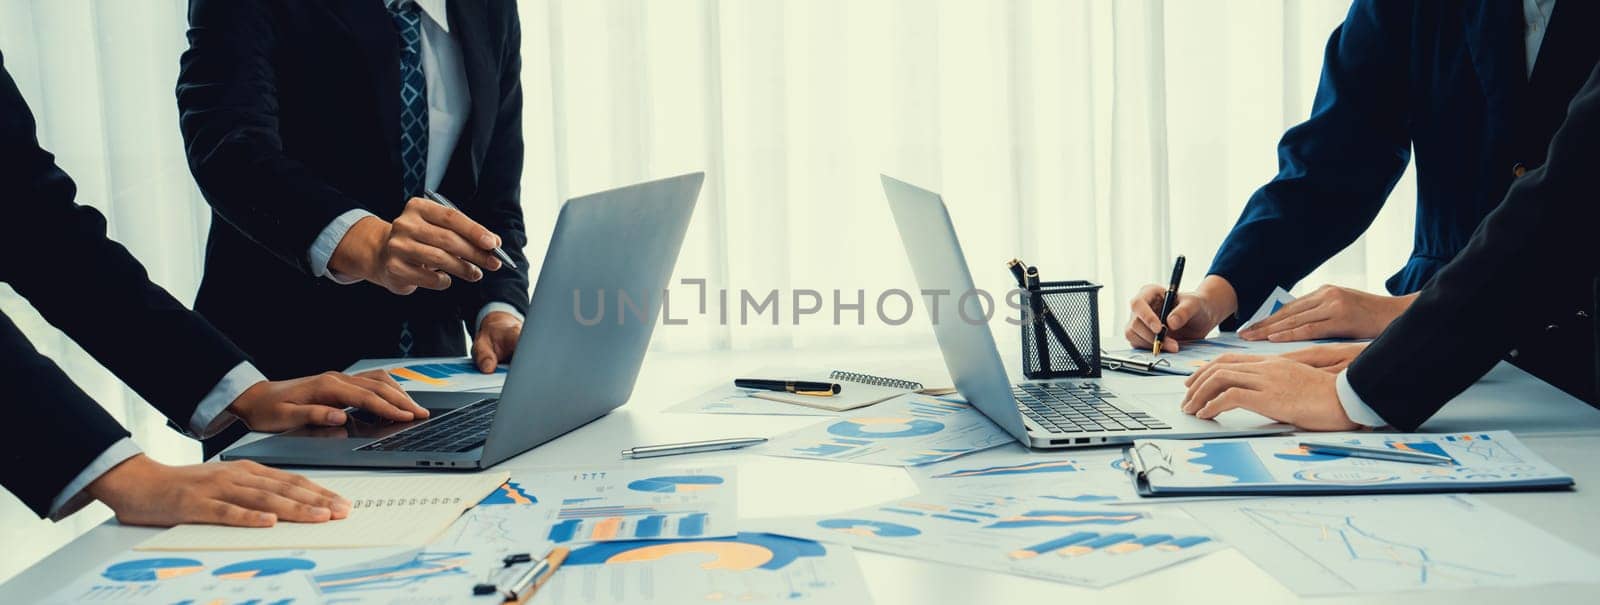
[176,0,530,382]
[1208,1,1600,399]
[0,55,249,516]
[1348,61,1600,431]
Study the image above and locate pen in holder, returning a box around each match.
[1020,280,1103,379]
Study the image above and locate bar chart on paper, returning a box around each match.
[376,357,508,392]
[523,466,739,545]
[548,508,713,543]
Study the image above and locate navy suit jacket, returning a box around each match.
[176,0,530,381]
[1209,3,1600,406]
[1210,0,1600,325]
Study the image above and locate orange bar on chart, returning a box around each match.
[389,367,449,386]
[590,517,624,540]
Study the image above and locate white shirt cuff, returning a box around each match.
[476,302,524,332]
[49,438,142,521]
[188,362,269,438]
[309,209,377,284]
[1335,369,1388,428]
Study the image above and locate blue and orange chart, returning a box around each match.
[60,555,319,604]
[753,492,1224,588]
[386,361,505,385]
[213,558,317,580]
[547,508,712,543]
[529,533,872,604]
[538,469,734,544]
[477,481,537,506]
[766,396,1011,467]
[375,357,508,392]
[103,558,206,582]
[627,475,725,493]
[817,519,923,537]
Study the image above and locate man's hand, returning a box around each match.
[87,455,350,527]
[1180,355,1360,431]
[329,198,505,295]
[1239,285,1415,342]
[1281,342,1370,373]
[228,371,429,432]
[1127,275,1240,352]
[473,311,523,373]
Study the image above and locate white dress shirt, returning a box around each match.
[49,362,267,520]
[307,0,520,329]
[1335,0,1556,428]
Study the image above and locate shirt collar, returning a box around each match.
[387,0,451,33]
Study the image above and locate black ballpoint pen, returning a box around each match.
[1152,255,1186,355]
[734,378,842,397]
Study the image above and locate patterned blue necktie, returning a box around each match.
[391,1,427,357]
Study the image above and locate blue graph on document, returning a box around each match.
[1240,507,1510,588]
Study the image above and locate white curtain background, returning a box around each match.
[0,0,1417,583]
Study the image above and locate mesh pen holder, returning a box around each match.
[1020,280,1103,379]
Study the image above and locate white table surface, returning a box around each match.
[4,346,1598,604]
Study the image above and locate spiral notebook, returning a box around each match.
[750,370,942,412]
[137,472,509,550]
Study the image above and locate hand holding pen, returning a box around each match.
[1152,255,1186,355]
[327,193,512,296]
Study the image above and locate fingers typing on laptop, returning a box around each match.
[226,371,429,433]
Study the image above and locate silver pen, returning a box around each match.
[422,189,517,269]
[622,437,768,459]
[1298,441,1455,466]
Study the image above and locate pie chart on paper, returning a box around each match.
[626,475,726,493]
[212,558,317,580]
[102,558,205,582]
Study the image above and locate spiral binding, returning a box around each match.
[351,496,462,509]
[828,370,923,392]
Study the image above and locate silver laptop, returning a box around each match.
[880,174,1289,449]
[224,172,705,469]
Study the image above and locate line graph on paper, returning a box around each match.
[1239,506,1509,591]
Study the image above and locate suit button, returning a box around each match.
[1513,163,1528,178]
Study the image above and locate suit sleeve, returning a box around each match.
[457,3,531,325]
[0,312,129,518]
[1346,63,1600,431]
[1207,0,1413,327]
[0,54,250,432]
[176,0,368,273]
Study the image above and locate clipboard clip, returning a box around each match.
[1127,442,1175,478]
[1101,352,1180,376]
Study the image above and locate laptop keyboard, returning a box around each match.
[355,398,499,453]
[1013,383,1170,435]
